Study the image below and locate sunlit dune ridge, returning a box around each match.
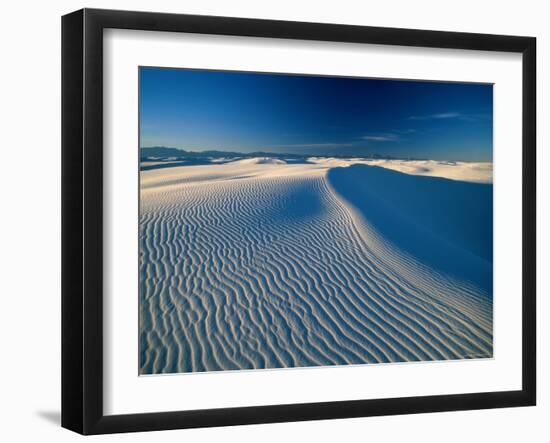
[307,157,492,183]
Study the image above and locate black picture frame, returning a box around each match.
[61,8,536,435]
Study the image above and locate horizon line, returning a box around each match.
[140,145,492,163]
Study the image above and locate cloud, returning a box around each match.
[394,129,417,134]
[362,133,400,142]
[274,143,354,149]
[408,112,461,121]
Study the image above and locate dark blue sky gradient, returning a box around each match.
[140,67,493,161]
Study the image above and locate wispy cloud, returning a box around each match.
[408,112,461,121]
[273,143,354,149]
[362,133,400,142]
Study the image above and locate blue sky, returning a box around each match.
[140,67,493,161]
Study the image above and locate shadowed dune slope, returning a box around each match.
[327,165,493,295]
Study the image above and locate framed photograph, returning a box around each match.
[61,8,536,435]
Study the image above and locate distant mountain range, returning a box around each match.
[140,146,307,162]
[140,146,399,163]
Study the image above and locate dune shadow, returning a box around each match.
[281,158,313,165]
[327,164,493,295]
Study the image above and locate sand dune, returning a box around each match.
[327,165,493,293]
[139,158,493,374]
[229,157,287,165]
[308,158,492,183]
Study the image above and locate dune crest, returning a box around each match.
[229,157,287,165]
[308,158,492,183]
[140,161,493,374]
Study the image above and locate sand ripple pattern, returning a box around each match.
[139,163,492,374]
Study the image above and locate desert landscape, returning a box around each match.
[139,154,493,374]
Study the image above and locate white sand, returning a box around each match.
[139,158,493,374]
[308,158,493,183]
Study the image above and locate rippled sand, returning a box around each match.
[139,159,493,374]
